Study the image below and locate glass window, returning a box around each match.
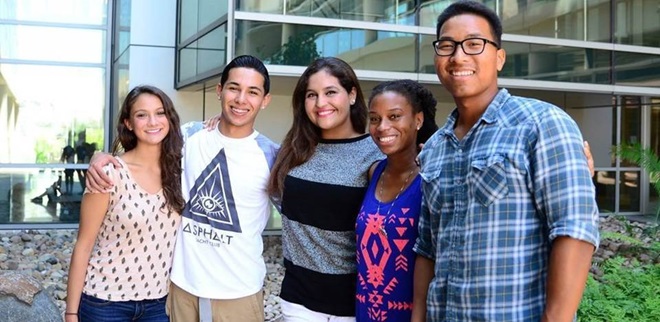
[618,97,642,213]
[179,0,228,42]
[114,0,131,58]
[0,0,107,25]
[113,48,130,133]
[419,0,458,28]
[620,171,641,212]
[614,0,660,47]
[419,34,437,73]
[237,0,418,25]
[0,64,105,164]
[1,0,108,226]
[236,21,417,72]
[0,168,82,224]
[648,99,660,217]
[178,25,227,83]
[419,0,612,43]
[0,25,105,64]
[614,51,660,88]
[620,96,642,148]
[498,0,611,42]
[594,171,616,214]
[498,41,612,84]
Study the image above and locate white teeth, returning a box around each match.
[379,136,395,143]
[452,70,474,76]
[146,129,160,133]
[318,110,333,116]
[231,107,248,115]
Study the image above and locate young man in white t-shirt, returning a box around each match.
[85,55,278,322]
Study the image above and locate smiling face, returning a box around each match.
[217,67,271,138]
[124,93,170,147]
[304,70,358,139]
[368,91,422,157]
[434,13,505,106]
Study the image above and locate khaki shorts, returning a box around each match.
[167,282,264,322]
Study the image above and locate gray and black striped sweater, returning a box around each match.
[279,134,383,316]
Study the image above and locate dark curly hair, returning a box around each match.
[111,85,185,214]
[368,79,438,145]
[268,57,367,196]
[436,0,503,46]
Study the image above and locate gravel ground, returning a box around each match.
[0,233,284,322]
[0,215,657,321]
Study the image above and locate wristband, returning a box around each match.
[65,312,78,315]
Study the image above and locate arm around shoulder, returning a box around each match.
[86,153,121,192]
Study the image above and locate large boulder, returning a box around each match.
[0,271,62,322]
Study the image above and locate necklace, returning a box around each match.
[376,166,416,237]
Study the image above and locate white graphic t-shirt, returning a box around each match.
[170,122,278,299]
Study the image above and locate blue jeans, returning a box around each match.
[79,293,169,322]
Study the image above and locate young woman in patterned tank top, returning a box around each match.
[66,85,184,322]
[356,80,438,322]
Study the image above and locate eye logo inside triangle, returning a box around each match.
[182,148,241,233]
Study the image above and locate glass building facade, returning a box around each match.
[0,0,110,228]
[1,0,659,228]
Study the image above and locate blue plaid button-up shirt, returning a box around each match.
[413,89,599,321]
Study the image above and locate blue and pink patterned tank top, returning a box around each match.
[355,159,422,322]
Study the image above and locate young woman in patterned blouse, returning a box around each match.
[356,80,438,322]
[66,85,184,322]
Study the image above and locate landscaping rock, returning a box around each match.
[0,271,62,322]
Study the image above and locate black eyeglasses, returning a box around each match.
[432,37,500,56]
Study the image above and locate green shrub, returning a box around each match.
[578,257,660,322]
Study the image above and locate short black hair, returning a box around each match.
[220,55,270,94]
[436,0,503,46]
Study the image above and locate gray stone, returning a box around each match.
[6,260,19,270]
[0,272,62,322]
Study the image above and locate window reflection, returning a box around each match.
[499,42,612,84]
[594,171,616,214]
[614,0,660,47]
[179,0,228,42]
[593,170,641,213]
[178,25,227,83]
[0,0,107,25]
[235,21,417,72]
[0,25,105,63]
[648,99,660,217]
[0,64,105,164]
[500,0,611,42]
[620,171,641,212]
[0,168,83,224]
[237,0,418,25]
[614,52,660,88]
[115,0,131,58]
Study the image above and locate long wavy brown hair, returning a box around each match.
[267,57,368,197]
[111,85,185,214]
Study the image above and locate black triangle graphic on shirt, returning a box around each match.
[182,148,242,233]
